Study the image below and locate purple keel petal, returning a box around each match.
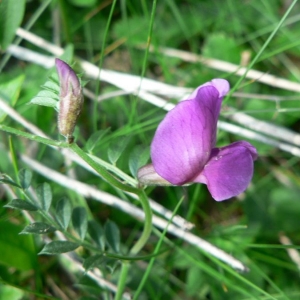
[194,141,257,201]
[151,85,224,185]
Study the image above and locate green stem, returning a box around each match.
[69,143,152,253]
[69,143,137,193]
[129,190,152,255]
[114,261,130,300]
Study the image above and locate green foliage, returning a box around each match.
[55,197,72,230]
[88,220,105,251]
[20,222,56,235]
[36,183,52,212]
[0,221,36,271]
[107,136,131,164]
[4,199,38,211]
[72,206,88,240]
[18,168,32,190]
[0,75,25,121]
[85,128,110,153]
[104,220,120,253]
[0,0,25,49]
[39,241,79,255]
[1,0,300,299]
[129,145,150,177]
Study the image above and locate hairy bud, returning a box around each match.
[55,58,83,143]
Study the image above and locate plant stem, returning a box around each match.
[129,190,152,255]
[114,261,130,300]
[69,143,137,193]
[69,143,152,253]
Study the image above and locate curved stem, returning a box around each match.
[130,190,152,255]
[69,143,153,254]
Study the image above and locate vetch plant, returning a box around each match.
[138,79,257,201]
[55,58,84,143]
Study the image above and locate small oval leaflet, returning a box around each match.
[55,197,72,230]
[18,169,32,189]
[4,199,38,211]
[20,222,56,235]
[39,241,79,255]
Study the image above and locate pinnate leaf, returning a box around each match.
[39,241,79,255]
[129,145,150,177]
[55,198,72,230]
[36,183,52,211]
[18,169,32,189]
[88,220,105,251]
[20,222,56,235]
[83,254,104,271]
[72,207,88,240]
[85,128,110,153]
[108,136,131,164]
[104,220,120,253]
[4,199,38,211]
[0,175,21,188]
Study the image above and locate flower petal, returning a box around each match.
[151,83,227,185]
[190,78,230,99]
[194,141,257,201]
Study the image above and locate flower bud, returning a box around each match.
[55,58,83,143]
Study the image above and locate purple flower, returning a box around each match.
[55,58,83,143]
[138,79,257,201]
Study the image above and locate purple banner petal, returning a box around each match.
[151,85,223,185]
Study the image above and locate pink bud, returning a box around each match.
[55,58,83,143]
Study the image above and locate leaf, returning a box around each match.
[0,220,37,271]
[129,145,150,177]
[18,168,32,189]
[4,199,38,211]
[20,222,56,235]
[88,220,105,251]
[83,254,104,271]
[72,207,88,240]
[55,198,72,230]
[30,90,59,108]
[0,75,25,121]
[85,128,110,153]
[104,220,120,253]
[104,257,120,274]
[0,174,21,188]
[39,241,79,255]
[0,0,26,50]
[107,136,131,164]
[36,183,52,212]
[68,0,97,7]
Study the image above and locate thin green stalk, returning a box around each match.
[114,261,130,300]
[226,0,298,99]
[69,143,138,194]
[128,0,157,126]
[92,0,118,132]
[8,136,20,184]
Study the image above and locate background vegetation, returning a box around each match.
[1,0,300,299]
